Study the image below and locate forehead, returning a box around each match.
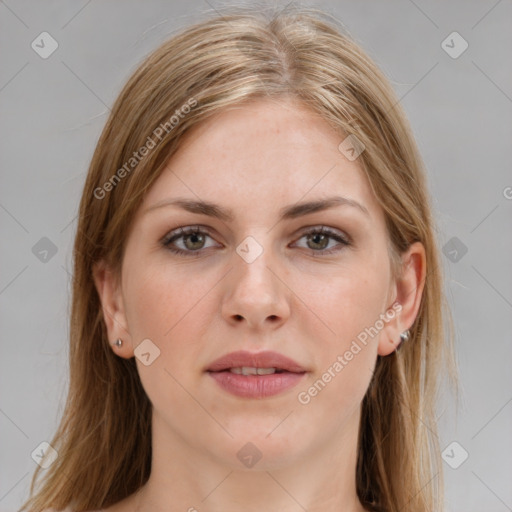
[142,97,381,222]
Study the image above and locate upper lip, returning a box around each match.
[206,350,306,373]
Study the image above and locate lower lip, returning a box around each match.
[207,370,306,398]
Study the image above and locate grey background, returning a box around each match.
[1,1,511,511]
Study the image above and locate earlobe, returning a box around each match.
[92,260,134,358]
[377,302,406,356]
[377,242,426,356]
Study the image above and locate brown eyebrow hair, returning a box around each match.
[143,196,370,222]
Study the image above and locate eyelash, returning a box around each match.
[161,225,351,257]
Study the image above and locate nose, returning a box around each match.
[221,241,291,331]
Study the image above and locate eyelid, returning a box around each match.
[294,224,352,245]
[160,224,220,246]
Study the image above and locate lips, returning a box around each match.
[206,350,306,374]
[206,350,307,399]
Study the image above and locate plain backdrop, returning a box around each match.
[1,1,511,511]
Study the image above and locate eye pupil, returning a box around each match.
[308,233,328,250]
[185,232,205,250]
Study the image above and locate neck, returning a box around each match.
[134,407,366,512]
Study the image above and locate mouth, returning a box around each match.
[206,350,307,398]
[223,367,292,375]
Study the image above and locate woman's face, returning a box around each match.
[96,97,423,470]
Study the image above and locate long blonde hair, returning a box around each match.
[20,4,456,511]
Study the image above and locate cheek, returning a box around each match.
[309,266,390,346]
[295,264,389,406]
[123,262,219,370]
[122,264,212,404]
[124,263,197,337]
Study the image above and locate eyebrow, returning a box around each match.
[144,195,370,222]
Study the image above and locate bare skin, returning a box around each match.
[93,96,426,512]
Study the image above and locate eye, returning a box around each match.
[292,226,351,255]
[161,225,219,256]
[161,225,351,257]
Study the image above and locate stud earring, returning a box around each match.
[112,338,123,348]
[398,330,410,347]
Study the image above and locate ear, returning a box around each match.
[92,260,134,359]
[378,241,426,356]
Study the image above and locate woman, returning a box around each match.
[20,4,456,512]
